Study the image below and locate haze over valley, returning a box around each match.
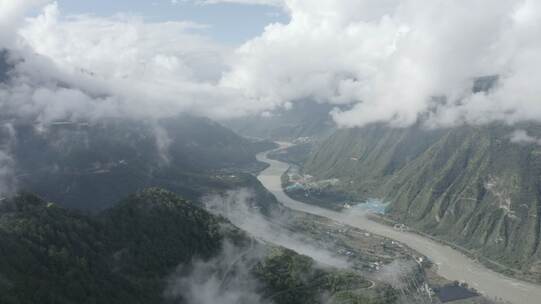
[1,1,541,304]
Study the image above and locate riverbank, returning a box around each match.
[256,149,541,304]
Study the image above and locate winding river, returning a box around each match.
[257,149,541,304]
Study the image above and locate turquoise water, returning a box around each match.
[351,198,388,214]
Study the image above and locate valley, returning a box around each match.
[0,188,397,304]
[2,1,541,303]
[257,145,541,304]
[301,124,541,277]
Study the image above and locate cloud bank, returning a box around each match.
[0,0,49,47]
[510,129,541,145]
[0,1,266,125]
[223,0,541,128]
[2,0,541,129]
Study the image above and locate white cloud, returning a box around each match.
[2,0,541,130]
[0,0,49,47]
[223,0,541,128]
[1,2,270,124]
[510,129,541,145]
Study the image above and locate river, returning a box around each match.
[256,149,541,304]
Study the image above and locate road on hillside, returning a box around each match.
[256,148,541,304]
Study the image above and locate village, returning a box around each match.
[279,208,485,303]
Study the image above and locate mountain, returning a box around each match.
[0,116,275,211]
[0,189,228,304]
[223,100,336,141]
[0,48,276,211]
[0,189,395,304]
[303,123,541,277]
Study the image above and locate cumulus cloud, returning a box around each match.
[0,123,17,196]
[223,0,541,128]
[153,124,173,164]
[0,1,268,125]
[2,0,541,130]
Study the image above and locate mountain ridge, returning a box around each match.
[0,116,275,211]
[0,189,395,304]
[302,123,541,277]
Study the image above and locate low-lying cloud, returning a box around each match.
[510,129,541,145]
[165,241,269,304]
[0,0,49,47]
[0,122,17,196]
[203,189,351,269]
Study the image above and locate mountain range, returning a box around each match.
[302,122,541,277]
[0,188,395,304]
[1,116,274,211]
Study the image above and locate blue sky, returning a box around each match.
[56,0,289,45]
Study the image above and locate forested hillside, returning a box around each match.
[304,123,541,276]
[0,189,396,304]
[0,116,274,211]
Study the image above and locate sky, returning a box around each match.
[55,0,288,44]
[1,0,541,129]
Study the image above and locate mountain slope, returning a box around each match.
[304,123,541,276]
[0,116,273,211]
[224,100,336,141]
[0,189,394,304]
[0,189,229,304]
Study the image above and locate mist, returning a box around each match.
[0,150,15,196]
[222,0,541,128]
[203,188,351,269]
[165,241,270,304]
[0,122,17,196]
[0,2,256,126]
[0,2,539,304]
[509,129,541,145]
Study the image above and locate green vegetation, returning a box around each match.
[254,248,396,304]
[303,123,541,279]
[0,189,230,304]
[0,189,393,304]
[2,116,273,211]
